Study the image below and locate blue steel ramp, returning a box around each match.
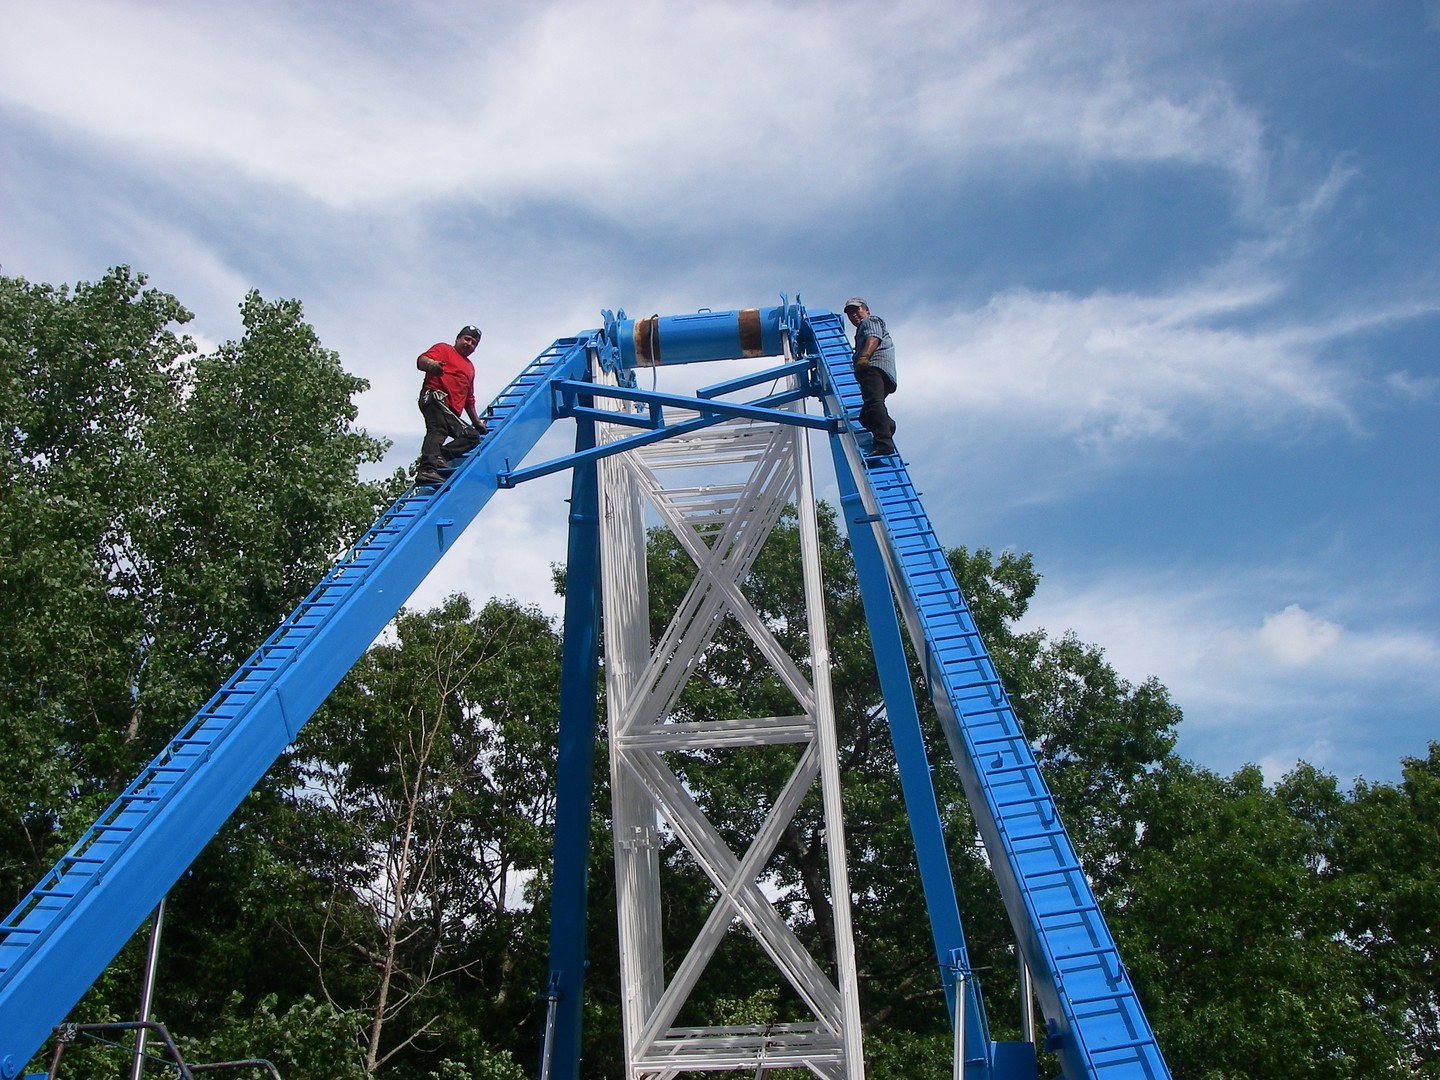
[0,335,592,1077]
[805,310,1170,1080]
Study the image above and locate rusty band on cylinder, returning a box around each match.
[737,308,763,357]
[633,315,661,367]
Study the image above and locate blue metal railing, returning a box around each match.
[0,336,592,1077]
[806,309,1169,1080]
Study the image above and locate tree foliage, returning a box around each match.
[129,595,564,1080]
[0,268,397,898]
[1331,747,1440,1075]
[0,265,400,1075]
[275,594,563,1077]
[1114,762,1387,1077]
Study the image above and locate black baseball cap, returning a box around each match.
[458,324,482,340]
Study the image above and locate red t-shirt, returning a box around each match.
[420,343,476,415]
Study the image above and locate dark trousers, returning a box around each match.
[419,392,480,469]
[855,365,897,454]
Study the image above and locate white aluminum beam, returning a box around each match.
[599,369,865,1080]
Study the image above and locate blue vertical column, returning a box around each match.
[831,441,998,1079]
[540,403,602,1080]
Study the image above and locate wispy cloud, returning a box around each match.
[901,278,1435,448]
[0,1,1270,219]
[900,12,1266,192]
[2,0,1433,792]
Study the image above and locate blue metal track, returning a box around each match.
[805,309,1169,1080]
[0,335,592,1077]
[831,449,997,1079]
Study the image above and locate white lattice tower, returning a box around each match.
[595,364,865,1080]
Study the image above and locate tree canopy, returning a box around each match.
[0,268,397,888]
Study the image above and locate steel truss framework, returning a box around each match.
[596,368,863,1079]
[0,300,1171,1080]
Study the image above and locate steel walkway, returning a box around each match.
[0,335,591,1077]
[805,309,1169,1079]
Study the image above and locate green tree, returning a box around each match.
[0,266,399,1074]
[131,289,398,738]
[183,992,370,1080]
[0,268,395,885]
[1012,631,1181,892]
[1114,761,1395,1078]
[257,595,564,1077]
[1,266,193,894]
[1332,744,1440,1075]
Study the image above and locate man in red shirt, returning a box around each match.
[415,324,488,486]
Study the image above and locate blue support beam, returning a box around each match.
[499,364,835,489]
[0,335,592,1078]
[832,445,1000,1080]
[539,402,603,1080]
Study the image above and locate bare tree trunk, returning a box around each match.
[364,719,428,1075]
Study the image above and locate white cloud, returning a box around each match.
[0,0,1271,219]
[1019,565,1440,779]
[1026,569,1440,705]
[1257,604,1340,666]
[899,279,1435,449]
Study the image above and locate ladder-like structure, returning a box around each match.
[805,312,1169,1079]
[0,334,592,1080]
[597,383,863,1079]
[0,300,1169,1080]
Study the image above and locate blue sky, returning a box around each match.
[2,1,1436,786]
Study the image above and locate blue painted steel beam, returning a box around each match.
[551,377,833,432]
[831,444,998,1080]
[540,405,603,1080]
[500,375,836,489]
[0,335,593,1078]
[804,308,1168,1080]
[693,357,818,398]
